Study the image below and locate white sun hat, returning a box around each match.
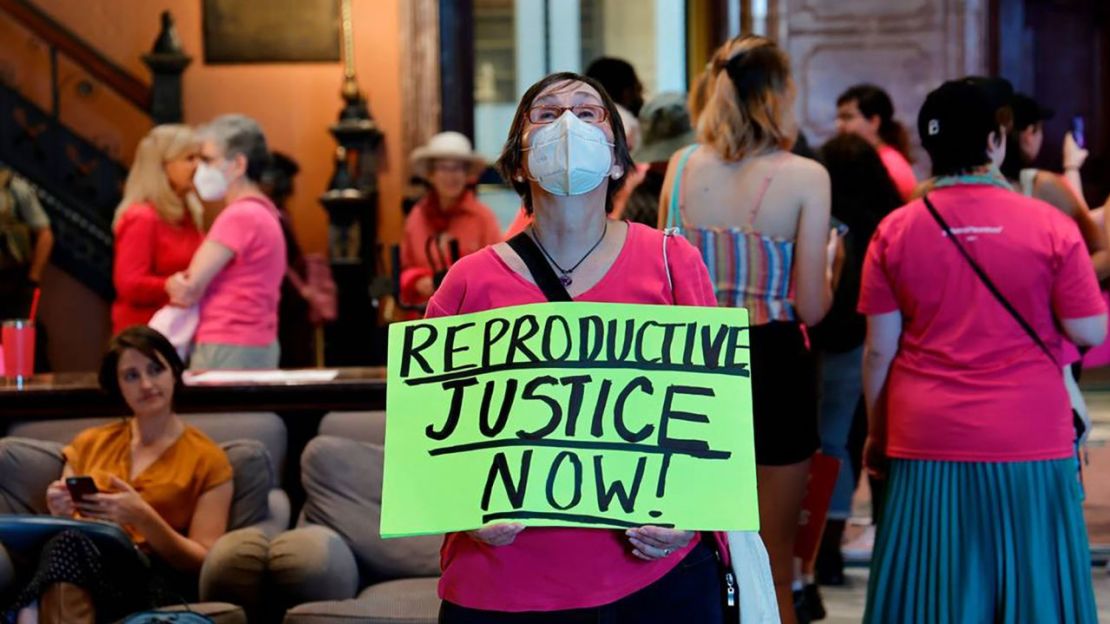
[410,131,487,178]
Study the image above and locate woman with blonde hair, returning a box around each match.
[659,35,831,624]
[111,124,204,335]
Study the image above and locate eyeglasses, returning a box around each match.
[527,105,609,125]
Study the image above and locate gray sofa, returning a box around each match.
[0,412,290,623]
[268,411,442,624]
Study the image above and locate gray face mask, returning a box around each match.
[524,111,614,197]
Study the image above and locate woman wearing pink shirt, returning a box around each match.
[860,77,1106,623]
[166,114,286,370]
[426,72,766,623]
[835,84,918,201]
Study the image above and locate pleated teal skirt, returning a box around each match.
[864,458,1097,624]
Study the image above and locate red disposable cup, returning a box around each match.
[2,319,35,380]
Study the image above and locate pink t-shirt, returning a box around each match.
[196,196,286,346]
[878,145,918,202]
[426,222,716,612]
[859,185,1105,462]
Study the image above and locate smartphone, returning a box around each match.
[830,216,849,237]
[65,476,99,502]
[1072,116,1086,150]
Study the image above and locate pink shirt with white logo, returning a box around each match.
[196,195,286,347]
[859,184,1105,462]
[425,223,717,612]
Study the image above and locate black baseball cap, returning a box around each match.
[918,76,1014,175]
[1010,92,1054,131]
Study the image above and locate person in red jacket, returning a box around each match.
[111,125,204,335]
[399,132,500,311]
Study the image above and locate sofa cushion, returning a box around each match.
[0,437,271,530]
[181,413,287,479]
[300,437,440,583]
[221,440,274,530]
[318,411,386,445]
[284,577,439,624]
[0,438,63,515]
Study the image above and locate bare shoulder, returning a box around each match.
[1033,170,1081,216]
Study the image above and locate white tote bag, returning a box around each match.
[148,304,199,361]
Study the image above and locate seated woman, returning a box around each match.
[7,326,233,624]
[400,132,501,311]
[427,71,771,623]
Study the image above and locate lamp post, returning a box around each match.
[319,0,385,365]
[142,11,191,124]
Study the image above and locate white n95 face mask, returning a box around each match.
[524,111,615,196]
[193,162,229,201]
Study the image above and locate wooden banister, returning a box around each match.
[0,0,151,111]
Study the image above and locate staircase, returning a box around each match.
[0,81,125,299]
[0,0,182,301]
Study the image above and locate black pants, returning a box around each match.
[439,540,724,624]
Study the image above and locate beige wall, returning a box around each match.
[601,0,657,95]
[780,0,989,173]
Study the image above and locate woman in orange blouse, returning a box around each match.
[9,326,232,623]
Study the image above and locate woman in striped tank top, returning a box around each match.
[659,35,832,624]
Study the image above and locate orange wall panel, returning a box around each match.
[26,0,406,254]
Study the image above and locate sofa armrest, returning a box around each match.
[269,525,359,611]
[199,527,269,621]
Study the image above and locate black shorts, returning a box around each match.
[749,321,820,465]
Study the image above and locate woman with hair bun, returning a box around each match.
[660,34,832,624]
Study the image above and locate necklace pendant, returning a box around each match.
[559,274,573,287]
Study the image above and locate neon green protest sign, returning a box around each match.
[381,302,757,538]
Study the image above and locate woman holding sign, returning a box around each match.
[658,35,832,624]
[426,73,768,622]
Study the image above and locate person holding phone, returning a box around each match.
[7,326,233,624]
[1000,93,1109,279]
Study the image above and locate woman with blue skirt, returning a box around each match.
[858,76,1107,623]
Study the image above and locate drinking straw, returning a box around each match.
[28,287,41,320]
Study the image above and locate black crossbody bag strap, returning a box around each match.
[922,193,1057,366]
[506,232,573,302]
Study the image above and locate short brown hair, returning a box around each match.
[698,36,796,161]
[98,326,185,406]
[495,72,636,215]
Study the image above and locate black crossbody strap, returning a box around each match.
[507,232,573,302]
[922,193,1057,366]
